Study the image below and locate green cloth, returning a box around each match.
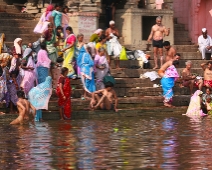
[89,34,99,43]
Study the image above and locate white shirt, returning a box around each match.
[198,35,212,48]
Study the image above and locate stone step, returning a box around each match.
[109,59,204,69]
[0,19,37,27]
[48,95,190,112]
[174,41,192,45]
[146,52,201,60]
[41,106,188,120]
[69,86,194,98]
[5,34,39,44]
[174,31,189,37]
[173,45,198,50]
[0,27,35,35]
[0,12,35,19]
[175,37,191,42]
[109,68,203,78]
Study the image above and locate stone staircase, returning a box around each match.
[174,18,191,45]
[0,13,39,48]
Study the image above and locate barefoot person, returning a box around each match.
[158,60,179,107]
[163,41,176,61]
[56,67,71,120]
[201,61,212,88]
[105,20,121,68]
[198,28,212,60]
[182,61,203,94]
[10,91,36,125]
[147,16,170,69]
[90,81,118,112]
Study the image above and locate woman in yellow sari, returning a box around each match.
[61,26,77,79]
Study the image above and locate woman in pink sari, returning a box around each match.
[20,48,37,96]
[34,4,54,34]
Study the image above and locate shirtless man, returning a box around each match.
[182,61,203,95]
[10,91,36,125]
[90,81,118,112]
[147,16,170,69]
[105,20,120,68]
[163,41,176,61]
[201,61,212,88]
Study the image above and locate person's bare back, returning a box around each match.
[165,46,176,61]
[10,91,36,125]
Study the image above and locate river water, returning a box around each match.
[0,115,212,170]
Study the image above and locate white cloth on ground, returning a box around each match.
[143,71,160,81]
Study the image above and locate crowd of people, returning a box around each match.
[1,3,212,124]
[0,4,122,125]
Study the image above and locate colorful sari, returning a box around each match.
[34,5,53,34]
[77,46,96,93]
[28,76,52,121]
[94,54,109,90]
[161,65,179,104]
[186,90,206,117]
[52,10,62,28]
[21,57,37,95]
[56,76,71,119]
[0,69,9,106]
[36,49,51,84]
[63,34,76,78]
[44,30,58,65]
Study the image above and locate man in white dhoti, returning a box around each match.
[198,28,212,60]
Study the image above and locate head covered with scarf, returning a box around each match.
[46,4,54,17]
[14,38,22,55]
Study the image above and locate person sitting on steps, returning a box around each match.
[90,81,118,112]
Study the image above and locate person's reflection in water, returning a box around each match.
[76,121,96,169]
[161,118,179,170]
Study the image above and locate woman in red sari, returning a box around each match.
[56,67,71,120]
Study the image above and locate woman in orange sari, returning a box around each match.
[56,67,71,120]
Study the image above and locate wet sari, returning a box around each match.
[161,65,179,104]
[56,76,71,119]
[77,46,96,93]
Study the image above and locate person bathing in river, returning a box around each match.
[147,16,170,69]
[201,61,212,88]
[10,90,36,125]
[158,59,179,107]
[90,81,118,112]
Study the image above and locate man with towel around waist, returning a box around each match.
[147,16,170,69]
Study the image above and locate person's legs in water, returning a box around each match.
[59,107,64,120]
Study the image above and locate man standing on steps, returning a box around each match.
[163,41,176,61]
[198,28,212,60]
[201,61,212,88]
[147,16,170,69]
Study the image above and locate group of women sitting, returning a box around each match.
[185,88,212,118]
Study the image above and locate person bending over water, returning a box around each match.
[90,81,118,112]
[10,91,36,125]
[158,60,179,107]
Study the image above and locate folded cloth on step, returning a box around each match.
[134,50,148,63]
[143,71,160,81]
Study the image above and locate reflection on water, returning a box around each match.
[1,115,212,169]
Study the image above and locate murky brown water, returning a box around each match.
[0,115,212,170]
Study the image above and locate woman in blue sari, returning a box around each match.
[77,44,96,98]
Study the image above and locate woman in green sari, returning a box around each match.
[61,26,77,79]
[43,23,58,79]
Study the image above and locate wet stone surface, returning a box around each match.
[0,114,212,169]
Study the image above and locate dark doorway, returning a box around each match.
[142,16,159,40]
